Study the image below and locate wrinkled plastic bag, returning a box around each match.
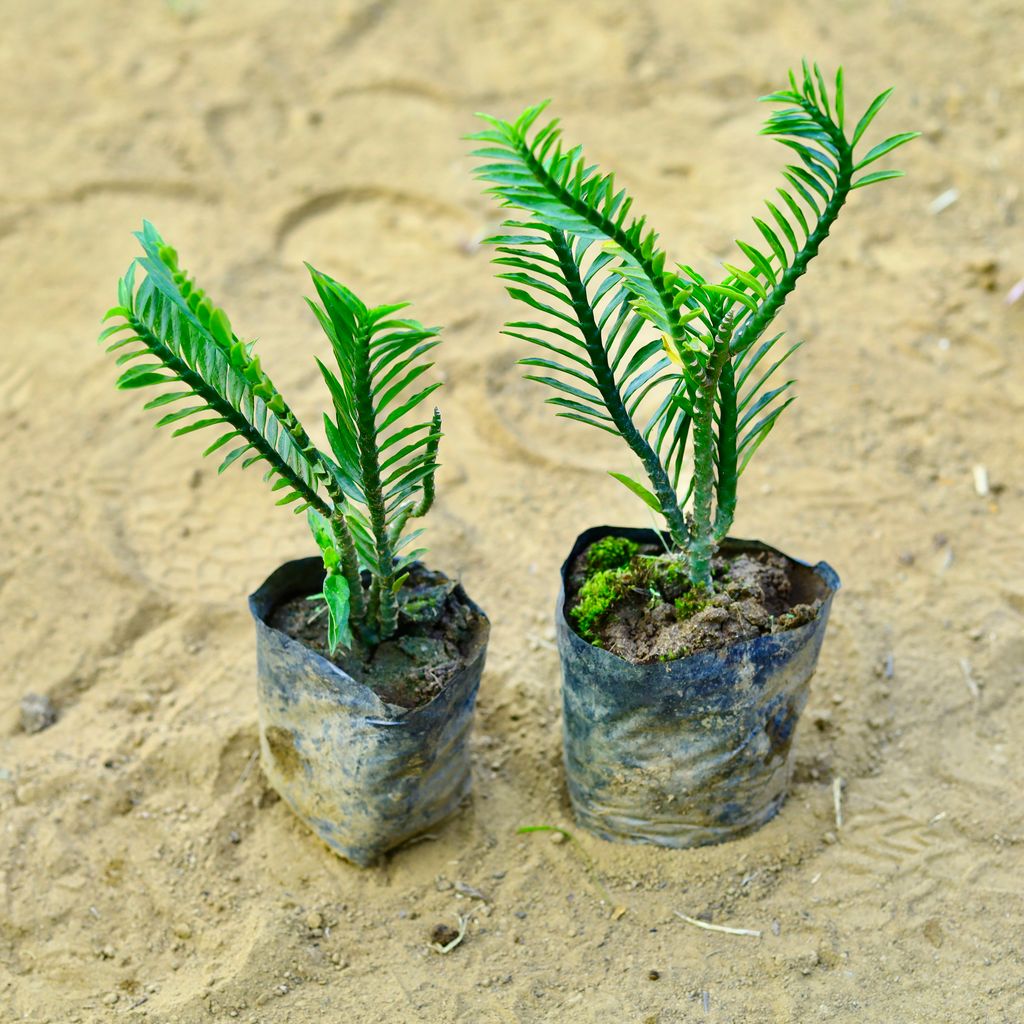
[250,557,489,866]
[557,527,840,848]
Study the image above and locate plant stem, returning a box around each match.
[688,333,732,589]
[549,231,690,550]
[713,358,738,543]
[352,323,397,641]
[707,109,854,567]
[330,511,365,622]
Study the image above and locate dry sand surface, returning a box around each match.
[1,1,1023,1021]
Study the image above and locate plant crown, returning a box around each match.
[470,63,918,588]
[99,223,443,649]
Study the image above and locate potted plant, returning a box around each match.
[99,223,489,865]
[470,64,917,846]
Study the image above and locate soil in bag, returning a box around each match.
[268,563,485,709]
[565,535,825,664]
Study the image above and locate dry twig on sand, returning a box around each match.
[673,912,762,938]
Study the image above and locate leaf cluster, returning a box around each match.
[100,223,443,648]
[470,62,918,588]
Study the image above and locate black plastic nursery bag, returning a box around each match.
[250,558,489,867]
[557,526,840,848]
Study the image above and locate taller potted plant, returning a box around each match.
[470,64,917,846]
[99,223,489,865]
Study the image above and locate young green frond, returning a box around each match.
[102,223,329,516]
[99,225,445,650]
[306,266,443,640]
[472,63,916,588]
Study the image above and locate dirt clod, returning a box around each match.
[430,923,460,947]
[20,693,56,734]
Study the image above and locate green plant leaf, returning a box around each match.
[608,471,661,512]
[322,573,352,652]
[851,87,894,146]
[854,132,921,170]
[851,169,906,189]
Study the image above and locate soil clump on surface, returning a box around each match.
[268,564,483,709]
[566,537,823,663]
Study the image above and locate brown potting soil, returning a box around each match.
[566,541,823,663]
[267,565,485,709]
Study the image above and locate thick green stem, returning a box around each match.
[352,325,397,642]
[713,357,738,543]
[688,334,733,588]
[549,232,690,550]
[707,111,854,567]
[330,512,365,622]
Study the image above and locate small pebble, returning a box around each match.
[102,993,119,1006]
[20,693,57,734]
[648,969,660,981]
[173,923,192,940]
[454,881,487,902]
[435,877,453,892]
[549,831,567,845]
[304,911,323,930]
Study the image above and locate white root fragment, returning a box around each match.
[673,912,762,938]
[428,914,468,955]
[833,776,844,829]
[928,188,959,214]
[972,464,990,497]
[960,658,980,700]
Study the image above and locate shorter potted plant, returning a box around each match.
[471,64,916,846]
[99,223,489,865]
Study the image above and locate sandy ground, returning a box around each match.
[1,1,1023,1020]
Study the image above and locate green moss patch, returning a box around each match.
[572,567,632,642]
[585,536,640,573]
[572,540,714,645]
